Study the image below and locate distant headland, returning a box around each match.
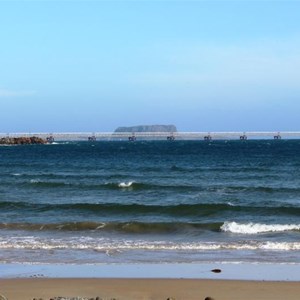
[114,124,177,133]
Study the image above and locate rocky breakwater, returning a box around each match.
[0,136,47,145]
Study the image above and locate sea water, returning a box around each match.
[0,140,300,265]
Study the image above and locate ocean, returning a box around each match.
[0,140,300,265]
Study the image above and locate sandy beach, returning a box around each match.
[1,263,300,299]
[1,278,300,300]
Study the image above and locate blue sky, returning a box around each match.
[0,1,299,132]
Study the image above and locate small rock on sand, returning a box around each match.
[0,295,8,300]
[211,268,222,273]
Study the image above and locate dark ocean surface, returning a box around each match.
[0,140,300,264]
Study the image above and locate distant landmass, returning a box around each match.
[114,125,177,133]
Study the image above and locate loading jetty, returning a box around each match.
[1,132,300,142]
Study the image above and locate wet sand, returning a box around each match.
[1,278,300,300]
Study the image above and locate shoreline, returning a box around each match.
[1,262,300,281]
[2,262,300,299]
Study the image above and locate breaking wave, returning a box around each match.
[221,222,300,234]
[2,220,300,235]
[118,181,134,188]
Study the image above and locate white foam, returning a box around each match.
[261,242,300,251]
[221,221,300,234]
[95,223,106,229]
[118,181,133,188]
[30,179,41,183]
[46,142,68,145]
[1,236,300,251]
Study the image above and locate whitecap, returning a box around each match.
[221,221,300,234]
[30,179,41,183]
[118,181,134,188]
